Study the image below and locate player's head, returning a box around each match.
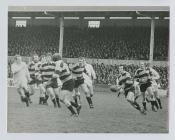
[52,53,62,62]
[40,55,46,63]
[63,58,67,63]
[119,65,124,73]
[78,57,85,67]
[83,57,86,64]
[14,54,22,64]
[146,62,152,68]
[140,62,145,69]
[32,54,39,63]
[46,53,52,62]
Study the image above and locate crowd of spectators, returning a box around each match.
[8,25,169,60]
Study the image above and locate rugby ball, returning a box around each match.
[110,85,118,92]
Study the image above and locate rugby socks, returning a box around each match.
[133,102,141,111]
[150,101,157,112]
[23,88,32,103]
[52,98,57,108]
[24,97,29,107]
[86,97,94,108]
[67,105,76,115]
[71,101,82,115]
[21,96,29,107]
[44,94,49,104]
[154,100,159,110]
[24,91,32,104]
[39,97,45,104]
[24,91,30,100]
[56,97,61,108]
[70,101,78,108]
[142,101,147,111]
[74,96,78,105]
[156,98,162,109]
[146,98,150,103]
[20,96,25,102]
[74,95,81,105]
[39,97,42,104]
[134,96,139,101]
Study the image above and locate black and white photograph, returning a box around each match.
[7,6,169,133]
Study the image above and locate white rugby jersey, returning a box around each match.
[147,67,160,80]
[84,63,96,80]
[11,62,30,83]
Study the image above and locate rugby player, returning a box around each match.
[135,62,159,112]
[11,55,31,107]
[28,54,41,103]
[83,58,96,97]
[40,53,60,108]
[70,57,94,109]
[35,55,47,105]
[53,53,81,116]
[116,65,146,114]
[146,63,162,109]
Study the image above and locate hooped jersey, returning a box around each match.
[118,71,131,86]
[118,71,134,91]
[84,63,96,80]
[55,60,72,84]
[134,68,150,84]
[70,63,86,80]
[28,61,41,79]
[40,61,56,82]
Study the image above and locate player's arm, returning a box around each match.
[90,65,96,80]
[116,78,122,97]
[83,67,87,74]
[11,63,24,74]
[28,62,31,69]
[126,72,131,78]
[116,78,125,97]
[24,63,31,82]
[134,69,140,82]
[54,60,64,76]
[134,69,139,78]
[116,78,119,85]
[35,63,40,73]
[150,68,160,80]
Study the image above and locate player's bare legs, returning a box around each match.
[38,84,46,105]
[73,88,81,106]
[46,87,57,108]
[60,90,78,116]
[147,87,159,112]
[53,87,61,108]
[28,84,35,103]
[141,92,147,111]
[153,85,162,109]
[126,91,146,115]
[17,87,29,107]
[81,83,94,108]
[28,84,35,95]
[88,84,94,97]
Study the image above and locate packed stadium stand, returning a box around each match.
[8,26,169,60]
